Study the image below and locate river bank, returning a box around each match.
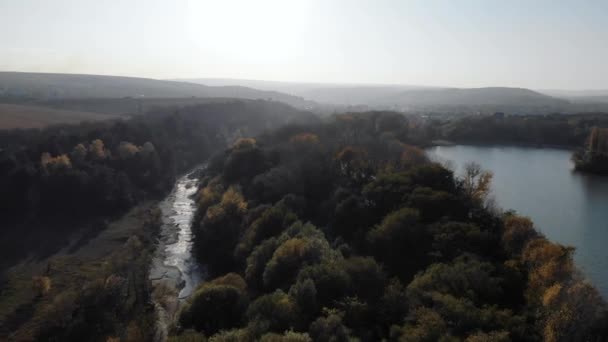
[429,145,608,297]
[149,166,206,341]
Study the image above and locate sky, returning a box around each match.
[0,0,607,89]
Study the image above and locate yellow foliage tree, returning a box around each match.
[220,186,248,216]
[400,144,427,166]
[290,133,320,144]
[89,139,108,159]
[232,137,256,150]
[502,215,539,255]
[542,281,605,342]
[197,185,222,214]
[32,276,52,296]
[72,143,87,162]
[117,141,141,159]
[41,153,71,170]
[462,162,493,200]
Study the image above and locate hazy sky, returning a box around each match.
[1,0,607,89]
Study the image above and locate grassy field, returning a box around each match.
[0,103,120,129]
[0,203,160,340]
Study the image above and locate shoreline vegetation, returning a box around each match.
[175,112,607,341]
[2,103,608,341]
[573,127,608,175]
[433,112,608,149]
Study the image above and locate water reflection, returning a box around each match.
[429,145,608,297]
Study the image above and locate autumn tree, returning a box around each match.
[462,162,493,201]
[179,275,249,335]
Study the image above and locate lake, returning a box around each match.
[428,145,608,297]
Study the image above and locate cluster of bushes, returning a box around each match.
[0,99,317,265]
[175,112,608,341]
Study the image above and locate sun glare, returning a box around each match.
[186,0,312,63]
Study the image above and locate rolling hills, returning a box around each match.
[180,78,571,113]
[374,87,569,107]
[0,72,316,109]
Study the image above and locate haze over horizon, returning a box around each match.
[1,0,607,90]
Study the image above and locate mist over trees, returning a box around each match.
[2,96,608,341]
[0,100,317,265]
[171,112,608,341]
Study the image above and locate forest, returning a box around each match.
[2,105,608,341]
[436,112,608,147]
[0,100,316,340]
[167,112,608,341]
[0,100,316,265]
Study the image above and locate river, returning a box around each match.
[149,167,205,300]
[428,145,608,297]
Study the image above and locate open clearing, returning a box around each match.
[0,103,120,129]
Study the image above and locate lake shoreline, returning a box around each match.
[428,140,577,151]
[429,145,608,298]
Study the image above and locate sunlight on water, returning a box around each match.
[157,170,204,299]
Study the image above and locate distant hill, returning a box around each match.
[0,103,119,129]
[179,78,571,113]
[573,96,608,104]
[376,87,569,107]
[179,78,433,105]
[539,89,608,99]
[538,90,608,105]
[0,72,317,109]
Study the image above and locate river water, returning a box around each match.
[149,168,205,299]
[428,145,608,297]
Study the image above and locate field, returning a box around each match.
[0,103,120,129]
[0,203,159,339]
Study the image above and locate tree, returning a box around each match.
[502,215,540,256]
[260,331,312,342]
[296,262,352,308]
[390,307,454,342]
[32,276,52,297]
[263,238,322,290]
[465,331,510,342]
[367,208,430,279]
[288,278,319,318]
[406,256,503,307]
[168,330,207,342]
[309,310,354,342]
[195,187,248,273]
[462,162,493,201]
[117,141,140,159]
[247,290,301,333]
[223,138,270,182]
[235,204,297,261]
[430,221,493,261]
[380,278,409,326]
[341,256,386,301]
[541,281,606,342]
[246,238,280,291]
[89,139,108,159]
[179,281,248,335]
